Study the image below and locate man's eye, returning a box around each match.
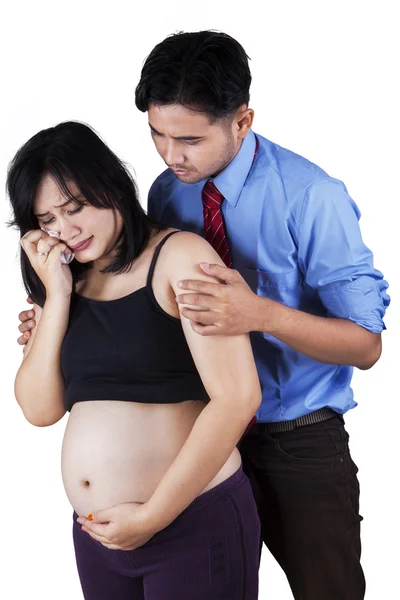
[184,140,200,146]
[42,217,55,226]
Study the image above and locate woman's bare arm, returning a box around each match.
[145,232,261,530]
[15,299,68,426]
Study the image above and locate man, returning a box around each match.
[18,31,389,599]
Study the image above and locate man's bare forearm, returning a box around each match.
[254,296,381,369]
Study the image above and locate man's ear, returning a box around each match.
[236,105,255,138]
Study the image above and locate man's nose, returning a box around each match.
[164,142,185,167]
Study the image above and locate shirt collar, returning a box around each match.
[207,129,256,207]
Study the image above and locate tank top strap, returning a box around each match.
[146,230,181,288]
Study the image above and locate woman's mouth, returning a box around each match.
[70,237,93,252]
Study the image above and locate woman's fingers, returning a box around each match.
[20,230,73,299]
[36,237,59,256]
[47,242,68,262]
[21,229,63,263]
[20,229,42,256]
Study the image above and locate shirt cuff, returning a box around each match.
[319,275,390,333]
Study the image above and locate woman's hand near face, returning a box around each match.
[15,231,71,425]
[20,229,73,300]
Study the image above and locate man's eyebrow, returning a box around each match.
[34,196,83,218]
[148,123,203,141]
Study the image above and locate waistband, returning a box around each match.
[250,407,338,434]
[175,466,246,521]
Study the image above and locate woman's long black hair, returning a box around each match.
[7,121,164,306]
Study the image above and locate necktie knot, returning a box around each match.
[202,180,224,210]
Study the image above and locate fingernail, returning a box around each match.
[178,281,183,287]
[28,311,34,317]
[200,263,210,267]
[87,513,93,521]
[24,332,29,338]
[28,321,34,327]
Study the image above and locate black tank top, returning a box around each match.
[61,231,209,411]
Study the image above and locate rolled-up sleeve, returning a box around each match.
[298,179,390,333]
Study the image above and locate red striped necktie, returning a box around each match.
[202,181,232,268]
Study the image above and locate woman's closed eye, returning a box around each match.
[41,203,85,226]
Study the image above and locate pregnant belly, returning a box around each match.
[61,400,241,517]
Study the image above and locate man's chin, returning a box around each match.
[172,171,203,184]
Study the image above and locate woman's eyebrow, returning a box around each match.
[34,197,83,217]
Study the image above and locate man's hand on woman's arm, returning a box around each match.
[18,297,36,348]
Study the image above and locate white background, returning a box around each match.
[0,1,398,598]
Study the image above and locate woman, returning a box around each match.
[8,121,261,600]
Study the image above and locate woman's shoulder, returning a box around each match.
[156,228,224,281]
[160,228,214,254]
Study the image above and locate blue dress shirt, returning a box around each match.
[148,130,390,422]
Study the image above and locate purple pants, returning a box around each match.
[73,467,260,599]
